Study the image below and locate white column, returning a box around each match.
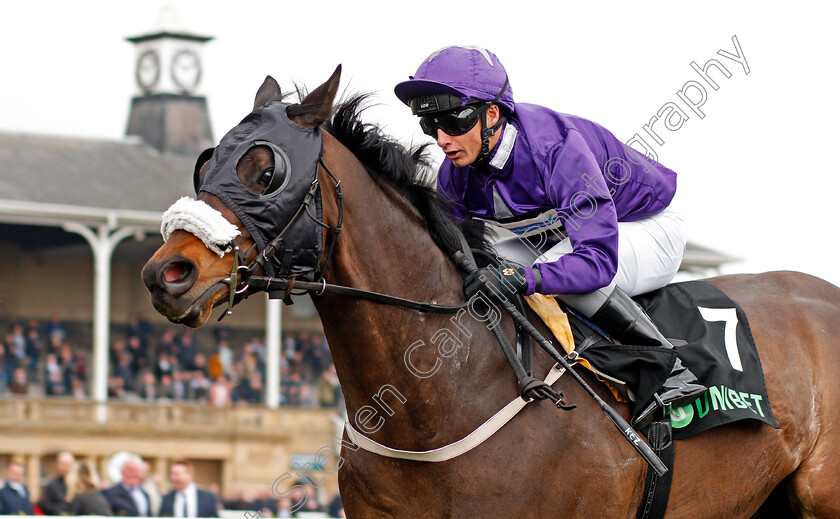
[64,221,143,423]
[265,295,282,409]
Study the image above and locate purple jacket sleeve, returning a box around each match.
[436,164,469,220]
[535,129,619,295]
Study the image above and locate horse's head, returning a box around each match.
[142,66,342,327]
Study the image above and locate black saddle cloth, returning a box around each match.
[566,280,778,439]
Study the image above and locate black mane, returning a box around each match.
[319,94,490,258]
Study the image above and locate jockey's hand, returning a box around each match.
[463,264,537,304]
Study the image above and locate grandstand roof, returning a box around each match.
[0,131,194,229]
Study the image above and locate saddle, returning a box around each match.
[525,294,632,402]
[524,281,778,440]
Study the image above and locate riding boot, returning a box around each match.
[588,287,707,428]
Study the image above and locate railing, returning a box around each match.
[0,515,339,519]
[0,397,334,438]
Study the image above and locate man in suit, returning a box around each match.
[102,455,151,516]
[160,460,218,517]
[39,450,75,515]
[0,462,34,515]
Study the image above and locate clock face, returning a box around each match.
[171,49,202,93]
[136,50,160,91]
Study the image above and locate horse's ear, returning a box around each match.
[294,65,342,127]
[254,75,282,110]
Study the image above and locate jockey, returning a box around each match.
[395,45,705,427]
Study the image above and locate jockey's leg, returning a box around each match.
[582,285,707,428]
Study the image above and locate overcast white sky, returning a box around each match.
[1,1,838,286]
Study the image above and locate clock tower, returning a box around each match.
[125,8,214,155]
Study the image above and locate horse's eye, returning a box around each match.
[257,168,274,188]
[258,157,288,197]
[238,141,291,198]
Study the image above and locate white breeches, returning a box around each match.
[492,208,687,316]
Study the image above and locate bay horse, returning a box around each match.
[142,66,840,518]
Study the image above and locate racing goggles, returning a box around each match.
[418,104,482,138]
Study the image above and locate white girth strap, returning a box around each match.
[344,364,567,463]
[160,197,241,257]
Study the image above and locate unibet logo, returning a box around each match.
[670,404,695,429]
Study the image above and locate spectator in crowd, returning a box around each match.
[217,340,233,376]
[139,372,158,401]
[158,374,176,400]
[0,344,8,392]
[108,375,126,399]
[239,345,260,377]
[59,343,75,392]
[179,335,197,371]
[9,367,28,395]
[71,378,87,400]
[284,371,303,407]
[47,335,63,357]
[25,327,42,381]
[160,459,219,518]
[275,496,293,518]
[327,492,344,519]
[155,352,177,380]
[171,370,187,401]
[115,352,136,392]
[46,369,68,396]
[309,334,327,375]
[2,336,20,384]
[317,364,341,408]
[207,353,223,380]
[209,374,232,407]
[236,373,263,404]
[246,337,266,366]
[193,353,208,377]
[127,336,148,375]
[221,488,249,511]
[248,487,276,517]
[71,349,88,385]
[291,482,324,517]
[188,371,210,402]
[45,315,66,344]
[158,329,179,356]
[110,340,126,372]
[127,315,152,350]
[140,462,162,517]
[66,460,112,515]
[45,350,61,375]
[0,461,33,515]
[40,451,75,515]
[283,333,297,361]
[102,455,151,516]
[10,325,27,363]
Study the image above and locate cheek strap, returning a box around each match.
[160,196,241,257]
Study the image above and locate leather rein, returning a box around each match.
[211,153,568,409]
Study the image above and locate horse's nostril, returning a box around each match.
[164,262,189,284]
[146,257,199,298]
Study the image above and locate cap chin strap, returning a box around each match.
[474,75,510,166]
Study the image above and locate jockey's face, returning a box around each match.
[434,104,501,167]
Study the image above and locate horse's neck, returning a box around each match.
[313,143,513,447]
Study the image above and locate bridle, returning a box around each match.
[215,152,479,321]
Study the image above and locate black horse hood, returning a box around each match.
[199,101,324,282]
